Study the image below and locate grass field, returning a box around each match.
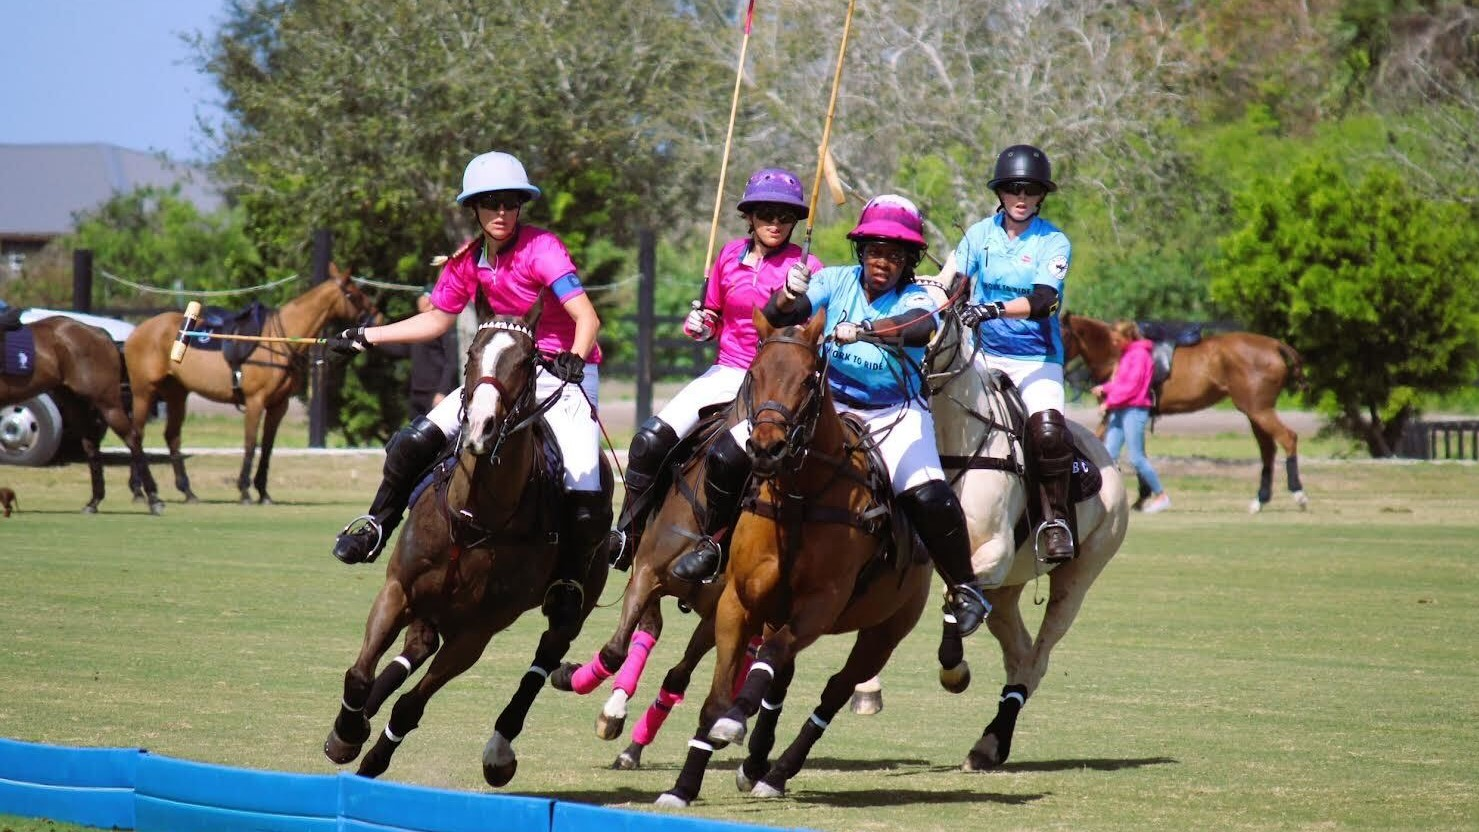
[2,434,1476,831]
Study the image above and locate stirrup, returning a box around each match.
[542,579,586,621]
[671,537,724,584]
[333,515,384,565]
[606,528,633,571]
[1033,518,1075,565]
[943,583,991,638]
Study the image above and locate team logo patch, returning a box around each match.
[1049,254,1069,278]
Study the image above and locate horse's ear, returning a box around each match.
[753,306,773,341]
[329,262,348,284]
[803,310,827,345]
[523,296,544,329]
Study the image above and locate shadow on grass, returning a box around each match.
[537,785,1043,810]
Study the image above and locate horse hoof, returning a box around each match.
[654,792,690,809]
[258,496,274,506]
[483,758,517,788]
[1248,498,1264,514]
[735,765,754,792]
[240,496,253,505]
[184,494,200,504]
[939,662,971,695]
[149,500,166,516]
[850,688,884,715]
[324,731,364,765]
[962,735,1004,771]
[750,781,784,799]
[595,711,625,741]
[612,750,641,771]
[1293,490,1309,510]
[548,662,579,692]
[709,717,747,744]
[81,504,98,515]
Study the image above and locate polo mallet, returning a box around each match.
[170,301,325,364]
[691,0,758,323]
[170,301,202,363]
[799,0,859,264]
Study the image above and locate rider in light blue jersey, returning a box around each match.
[954,145,1078,564]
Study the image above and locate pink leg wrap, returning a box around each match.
[631,687,684,746]
[613,630,658,697]
[569,651,614,695]
[732,635,763,698]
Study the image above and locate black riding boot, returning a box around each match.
[609,417,681,570]
[898,480,989,638]
[1028,409,1076,564]
[543,489,614,628]
[670,431,751,583]
[332,417,446,565]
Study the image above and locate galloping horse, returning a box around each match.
[907,280,1129,769]
[1062,312,1308,513]
[657,311,935,807]
[323,307,613,785]
[124,265,379,504]
[0,316,163,514]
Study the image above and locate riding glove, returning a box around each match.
[782,263,812,301]
[833,320,868,345]
[546,351,586,384]
[683,303,719,342]
[959,301,1006,328]
[325,326,372,360]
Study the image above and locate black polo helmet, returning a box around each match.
[986,144,1057,192]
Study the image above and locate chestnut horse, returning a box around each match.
[124,265,378,504]
[1062,312,1308,513]
[0,316,163,514]
[323,308,613,785]
[657,312,935,807]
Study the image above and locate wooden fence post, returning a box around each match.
[72,249,93,313]
[308,229,332,448]
[635,230,656,427]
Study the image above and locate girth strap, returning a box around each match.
[939,454,1021,473]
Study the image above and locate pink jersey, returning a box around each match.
[703,238,824,369]
[1101,338,1155,410]
[429,225,602,363]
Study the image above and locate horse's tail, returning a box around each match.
[1277,341,1307,392]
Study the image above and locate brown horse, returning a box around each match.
[1062,312,1309,513]
[124,265,379,504]
[1,316,163,514]
[322,307,613,786]
[657,311,934,807]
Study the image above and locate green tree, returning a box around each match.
[1210,157,1479,455]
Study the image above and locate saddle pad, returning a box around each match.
[1,327,36,377]
[1070,450,1103,503]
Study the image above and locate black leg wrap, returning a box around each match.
[385,694,426,741]
[1259,463,1274,504]
[748,701,782,764]
[938,618,965,670]
[366,659,413,718]
[669,738,716,803]
[1286,455,1304,492]
[765,717,827,789]
[733,662,775,717]
[494,667,550,741]
[983,683,1029,760]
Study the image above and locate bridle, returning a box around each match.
[741,328,826,476]
[461,319,542,461]
[340,278,381,327]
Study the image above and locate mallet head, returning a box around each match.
[170,300,203,363]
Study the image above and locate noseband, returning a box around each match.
[743,331,826,471]
[462,320,540,457]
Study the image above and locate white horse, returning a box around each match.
[852,268,1130,769]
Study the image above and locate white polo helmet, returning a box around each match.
[456,151,541,205]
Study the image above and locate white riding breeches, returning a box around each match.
[427,364,602,492]
[973,353,1065,415]
[728,397,943,495]
[657,364,746,438]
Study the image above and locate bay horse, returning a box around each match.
[0,316,163,514]
[322,307,613,785]
[124,265,379,504]
[657,311,935,807]
[548,406,759,771]
[892,278,1129,769]
[1062,311,1308,513]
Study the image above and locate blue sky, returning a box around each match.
[1,1,230,163]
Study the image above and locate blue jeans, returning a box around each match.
[1103,407,1163,495]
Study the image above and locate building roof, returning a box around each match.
[0,143,224,238]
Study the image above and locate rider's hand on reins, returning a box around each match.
[325,326,371,363]
[544,350,586,384]
[959,301,1005,328]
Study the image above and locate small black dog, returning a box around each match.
[0,486,17,517]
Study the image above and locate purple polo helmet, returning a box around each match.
[736,167,809,218]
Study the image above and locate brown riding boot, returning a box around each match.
[1028,410,1076,564]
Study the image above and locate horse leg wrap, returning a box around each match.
[385,695,426,743]
[1258,462,1274,504]
[982,683,1029,761]
[632,688,684,746]
[766,716,828,788]
[938,618,965,671]
[730,635,762,699]
[613,630,658,697]
[748,698,783,764]
[733,661,775,717]
[494,665,551,741]
[569,650,619,695]
[669,737,716,803]
[367,655,414,716]
[1286,455,1304,493]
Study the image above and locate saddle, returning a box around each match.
[188,301,274,405]
[1,325,36,378]
[942,370,1103,560]
[1137,321,1203,401]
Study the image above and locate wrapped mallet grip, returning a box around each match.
[170,300,202,363]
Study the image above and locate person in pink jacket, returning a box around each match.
[1091,320,1170,513]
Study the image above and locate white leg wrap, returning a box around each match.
[808,713,830,730]
[1002,691,1026,707]
[687,738,715,753]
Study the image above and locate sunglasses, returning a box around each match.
[751,206,801,225]
[472,194,525,212]
[998,181,1047,197]
[861,243,911,265]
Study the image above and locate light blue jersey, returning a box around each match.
[954,213,1071,364]
[805,265,937,407]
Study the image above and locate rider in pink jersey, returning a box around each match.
[610,167,822,568]
[325,151,607,627]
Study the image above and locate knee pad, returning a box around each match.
[898,480,965,528]
[384,417,446,481]
[705,430,752,499]
[628,417,681,472]
[1027,410,1073,476]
